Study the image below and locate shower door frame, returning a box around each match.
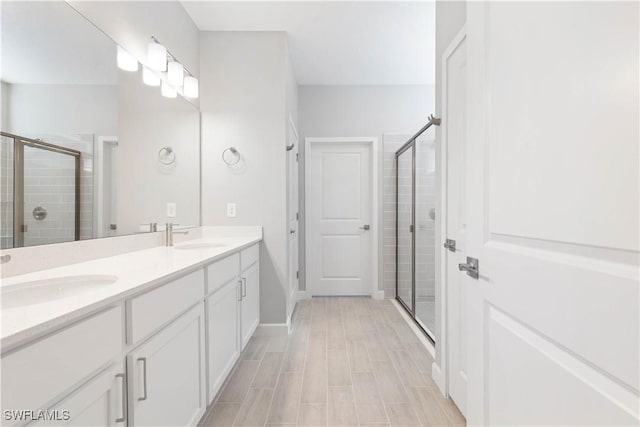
[2,132,82,247]
[395,141,416,322]
[395,128,436,343]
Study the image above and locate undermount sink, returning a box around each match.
[174,242,227,250]
[1,275,119,309]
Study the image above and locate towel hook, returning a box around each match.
[222,147,241,165]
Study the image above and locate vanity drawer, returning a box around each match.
[206,253,239,295]
[1,306,123,422]
[240,244,259,271]
[127,269,204,344]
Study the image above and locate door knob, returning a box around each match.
[359,224,370,230]
[459,257,479,279]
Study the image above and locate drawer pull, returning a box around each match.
[115,373,126,423]
[137,357,148,401]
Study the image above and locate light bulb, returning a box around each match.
[161,81,177,98]
[167,61,184,86]
[142,67,161,86]
[183,76,199,98]
[117,46,138,72]
[148,41,167,72]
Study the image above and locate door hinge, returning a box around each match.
[296,212,299,220]
[296,271,299,279]
[296,153,299,162]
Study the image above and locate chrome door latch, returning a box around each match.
[459,257,479,279]
[444,239,456,252]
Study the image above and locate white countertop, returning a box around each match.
[0,230,262,351]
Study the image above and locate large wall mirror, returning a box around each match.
[0,1,200,249]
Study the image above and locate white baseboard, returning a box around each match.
[371,290,385,300]
[297,290,310,300]
[255,323,289,336]
[391,299,435,358]
[432,362,447,397]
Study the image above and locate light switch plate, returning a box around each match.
[167,203,177,218]
[227,203,237,218]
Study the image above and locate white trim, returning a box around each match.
[432,362,446,396]
[255,323,289,337]
[297,291,310,300]
[438,25,467,401]
[371,290,385,300]
[391,299,435,358]
[304,137,380,299]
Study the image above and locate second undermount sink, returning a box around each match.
[1,275,119,309]
[174,242,227,250]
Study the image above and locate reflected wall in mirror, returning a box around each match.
[0,1,200,249]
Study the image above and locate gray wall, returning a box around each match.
[434,0,466,370]
[200,31,294,324]
[297,84,434,293]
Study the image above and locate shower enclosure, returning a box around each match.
[395,121,437,341]
[1,132,81,249]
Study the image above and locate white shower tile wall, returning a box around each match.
[382,133,436,304]
[21,134,94,247]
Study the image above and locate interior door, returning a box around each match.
[307,141,372,296]
[396,145,414,312]
[465,2,639,425]
[444,30,468,416]
[287,120,299,317]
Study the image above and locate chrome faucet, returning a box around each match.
[165,223,188,246]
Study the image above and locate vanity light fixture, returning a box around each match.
[161,81,177,98]
[167,61,184,87]
[183,76,199,98]
[148,36,199,99]
[142,67,161,86]
[147,39,167,72]
[116,46,138,72]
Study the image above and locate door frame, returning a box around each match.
[433,25,467,398]
[286,116,299,328]
[304,136,380,298]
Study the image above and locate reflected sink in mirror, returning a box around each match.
[174,242,228,250]
[1,275,119,309]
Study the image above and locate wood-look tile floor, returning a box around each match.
[199,297,466,427]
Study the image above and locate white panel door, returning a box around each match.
[307,142,372,296]
[465,2,639,425]
[443,30,468,417]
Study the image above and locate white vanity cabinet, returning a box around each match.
[204,244,260,403]
[127,303,206,427]
[31,362,127,427]
[1,306,124,427]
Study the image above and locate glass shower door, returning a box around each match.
[20,143,78,247]
[414,133,436,339]
[396,145,414,312]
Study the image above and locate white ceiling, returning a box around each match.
[1,1,117,85]
[180,1,435,86]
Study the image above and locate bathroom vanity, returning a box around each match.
[1,229,262,426]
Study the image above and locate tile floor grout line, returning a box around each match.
[341,298,360,427]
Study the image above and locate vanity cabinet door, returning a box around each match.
[31,362,126,427]
[128,304,205,427]
[206,278,241,404]
[240,262,260,349]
